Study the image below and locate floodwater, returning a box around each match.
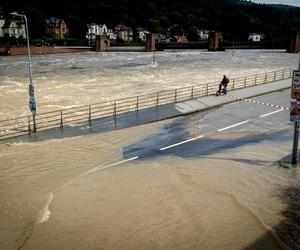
[0,50,300,249]
[0,49,298,119]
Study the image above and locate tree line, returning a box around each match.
[1,0,300,43]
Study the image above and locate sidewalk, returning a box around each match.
[174,78,291,114]
[5,78,290,142]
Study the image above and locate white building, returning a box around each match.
[198,29,209,40]
[136,27,149,42]
[0,15,5,38]
[86,23,109,40]
[0,19,26,38]
[248,33,263,42]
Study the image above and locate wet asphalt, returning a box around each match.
[123,89,292,160]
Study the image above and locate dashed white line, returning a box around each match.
[99,156,139,171]
[259,109,284,118]
[217,120,249,132]
[160,135,204,151]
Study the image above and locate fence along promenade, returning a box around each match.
[0,68,293,139]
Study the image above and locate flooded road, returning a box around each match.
[0,50,300,249]
[0,120,292,250]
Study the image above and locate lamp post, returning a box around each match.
[291,54,300,165]
[10,12,36,132]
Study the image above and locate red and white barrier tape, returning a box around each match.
[227,94,290,110]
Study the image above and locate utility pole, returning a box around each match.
[291,55,300,164]
[10,12,36,132]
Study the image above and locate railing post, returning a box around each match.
[32,114,36,132]
[174,89,177,103]
[244,77,246,87]
[282,69,284,79]
[60,110,63,128]
[273,71,276,81]
[114,101,117,116]
[254,76,257,85]
[264,74,267,83]
[88,105,92,126]
[113,101,117,125]
[191,86,194,99]
[156,92,159,107]
[206,84,208,96]
[232,79,235,90]
[136,96,139,112]
[28,115,31,134]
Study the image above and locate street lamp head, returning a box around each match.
[9,11,25,17]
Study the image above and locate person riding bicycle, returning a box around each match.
[217,75,229,95]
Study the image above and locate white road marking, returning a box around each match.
[160,135,204,151]
[259,109,284,118]
[217,120,249,132]
[98,156,139,171]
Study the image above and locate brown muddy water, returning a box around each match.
[0,118,299,250]
[1,50,300,249]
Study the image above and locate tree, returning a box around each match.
[66,15,86,38]
[186,26,199,41]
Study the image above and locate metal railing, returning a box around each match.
[0,68,293,139]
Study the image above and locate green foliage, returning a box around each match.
[278,161,290,169]
[1,0,299,42]
[186,26,199,41]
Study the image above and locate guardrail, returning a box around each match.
[0,68,293,139]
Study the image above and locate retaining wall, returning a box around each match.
[9,46,93,55]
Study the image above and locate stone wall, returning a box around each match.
[8,46,92,56]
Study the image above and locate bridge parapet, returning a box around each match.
[95,35,110,52]
[145,33,160,52]
[208,32,224,51]
[287,29,300,53]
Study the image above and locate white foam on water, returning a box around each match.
[37,192,54,223]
